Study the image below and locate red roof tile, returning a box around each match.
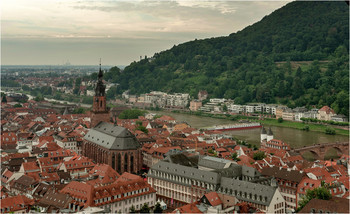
[204,192,222,207]
[0,195,34,212]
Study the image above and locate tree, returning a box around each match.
[34,95,44,102]
[1,95,7,103]
[296,186,332,212]
[13,104,22,108]
[253,151,266,160]
[129,205,136,213]
[153,202,163,214]
[136,125,148,134]
[231,152,240,161]
[277,117,284,123]
[222,104,228,112]
[73,87,80,95]
[119,109,147,119]
[302,125,310,131]
[73,107,86,114]
[325,127,336,135]
[140,203,150,213]
[22,85,31,91]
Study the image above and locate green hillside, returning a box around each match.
[104,1,349,116]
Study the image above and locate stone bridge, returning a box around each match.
[291,142,349,160]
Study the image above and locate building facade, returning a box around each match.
[147,153,286,213]
[83,122,142,174]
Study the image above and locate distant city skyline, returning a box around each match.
[2,0,291,66]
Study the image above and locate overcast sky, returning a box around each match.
[1,0,291,66]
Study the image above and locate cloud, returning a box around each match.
[1,0,291,65]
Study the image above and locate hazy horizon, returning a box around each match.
[2,0,291,66]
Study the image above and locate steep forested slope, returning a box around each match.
[104,1,349,116]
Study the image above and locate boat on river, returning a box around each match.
[206,122,262,131]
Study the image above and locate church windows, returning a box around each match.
[130,154,134,173]
[124,153,128,172]
[112,153,116,170]
[117,153,121,173]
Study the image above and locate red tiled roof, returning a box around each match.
[204,192,222,207]
[297,177,322,195]
[0,195,34,212]
[39,136,54,143]
[158,115,176,121]
[318,106,335,114]
[116,172,142,182]
[63,156,95,170]
[61,177,155,208]
[173,203,203,213]
[284,155,304,162]
[1,132,17,144]
[22,162,40,172]
[1,169,14,183]
[237,155,254,167]
[87,164,120,185]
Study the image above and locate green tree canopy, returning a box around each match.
[13,103,22,108]
[129,205,136,213]
[118,109,147,119]
[297,186,332,212]
[136,125,148,134]
[253,151,266,160]
[153,202,163,214]
[140,203,150,213]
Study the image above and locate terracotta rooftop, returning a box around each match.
[203,192,223,207]
[318,106,335,114]
[299,198,349,213]
[173,203,203,213]
[261,166,305,183]
[0,195,34,212]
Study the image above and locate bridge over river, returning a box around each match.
[291,142,349,160]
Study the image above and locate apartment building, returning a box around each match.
[261,166,306,212]
[147,153,286,213]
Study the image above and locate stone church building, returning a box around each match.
[82,64,142,174]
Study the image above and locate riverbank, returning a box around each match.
[169,110,349,136]
[256,118,349,136]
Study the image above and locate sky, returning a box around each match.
[1,0,291,66]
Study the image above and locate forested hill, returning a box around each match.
[103,1,349,116]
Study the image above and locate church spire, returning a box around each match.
[95,59,106,97]
[98,58,103,80]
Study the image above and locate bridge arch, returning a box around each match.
[300,150,321,160]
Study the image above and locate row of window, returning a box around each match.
[151,170,214,189]
[94,188,151,204]
[275,208,285,213]
[274,202,284,210]
[124,188,150,197]
[284,196,296,203]
[3,137,16,141]
[280,187,295,195]
[220,187,268,203]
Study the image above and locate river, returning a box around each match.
[151,111,349,149]
[1,90,92,108]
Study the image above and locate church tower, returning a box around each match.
[90,62,111,128]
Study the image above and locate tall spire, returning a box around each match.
[267,127,273,136]
[98,58,103,80]
[95,59,106,96]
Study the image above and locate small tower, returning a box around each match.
[90,60,111,128]
[260,126,267,142]
[267,127,274,142]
